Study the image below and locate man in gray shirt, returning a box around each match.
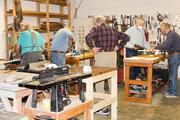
[125,16,149,80]
[154,22,180,98]
[51,26,73,66]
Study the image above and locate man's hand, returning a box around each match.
[148,47,155,52]
[133,44,144,50]
[91,47,102,53]
[114,46,119,51]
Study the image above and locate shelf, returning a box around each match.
[7,10,68,19]
[24,0,68,6]
[4,0,71,60]
[129,90,147,95]
[8,27,59,33]
[126,80,148,86]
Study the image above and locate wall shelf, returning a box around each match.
[7,10,69,19]
[24,0,68,6]
[4,0,71,60]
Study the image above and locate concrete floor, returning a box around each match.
[78,80,180,120]
[1,80,179,120]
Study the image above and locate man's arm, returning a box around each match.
[142,30,149,49]
[85,28,102,53]
[124,28,134,49]
[85,27,97,49]
[116,31,130,49]
[156,34,174,51]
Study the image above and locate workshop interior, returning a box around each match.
[0,0,180,120]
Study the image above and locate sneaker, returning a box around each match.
[96,107,110,115]
[163,91,170,95]
[164,94,178,98]
[136,74,147,81]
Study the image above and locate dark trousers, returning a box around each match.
[21,51,42,70]
[167,54,180,95]
[126,48,141,80]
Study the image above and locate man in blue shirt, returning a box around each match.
[16,23,45,70]
[154,22,180,98]
[51,26,73,66]
[125,16,149,80]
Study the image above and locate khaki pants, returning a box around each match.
[94,51,117,92]
[95,51,117,67]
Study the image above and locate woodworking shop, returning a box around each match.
[0,0,180,120]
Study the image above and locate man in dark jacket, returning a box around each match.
[153,22,180,98]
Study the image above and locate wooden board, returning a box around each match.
[125,55,162,64]
[24,96,92,120]
[0,70,36,85]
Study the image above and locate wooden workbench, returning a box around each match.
[0,65,117,120]
[71,67,118,120]
[0,70,35,113]
[21,67,117,120]
[66,52,95,66]
[124,55,164,104]
[24,96,92,120]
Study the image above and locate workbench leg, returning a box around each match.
[84,77,94,120]
[24,91,33,108]
[90,58,95,66]
[75,61,80,67]
[84,109,90,120]
[125,65,130,101]
[28,116,34,120]
[51,84,63,112]
[147,66,153,104]
[111,72,118,120]
[1,97,12,112]
[90,108,94,120]
[13,98,22,113]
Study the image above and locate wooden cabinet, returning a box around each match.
[4,0,71,60]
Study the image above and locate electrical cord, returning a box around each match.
[73,0,84,18]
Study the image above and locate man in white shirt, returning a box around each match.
[125,16,149,80]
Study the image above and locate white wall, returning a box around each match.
[75,0,180,18]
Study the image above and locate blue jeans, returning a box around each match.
[126,48,141,80]
[167,54,180,96]
[50,52,66,66]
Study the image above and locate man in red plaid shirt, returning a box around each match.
[85,15,130,115]
[86,16,130,53]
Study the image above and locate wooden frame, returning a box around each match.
[66,52,95,67]
[82,67,118,120]
[4,0,71,60]
[124,55,163,104]
[0,87,32,113]
[24,98,92,120]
